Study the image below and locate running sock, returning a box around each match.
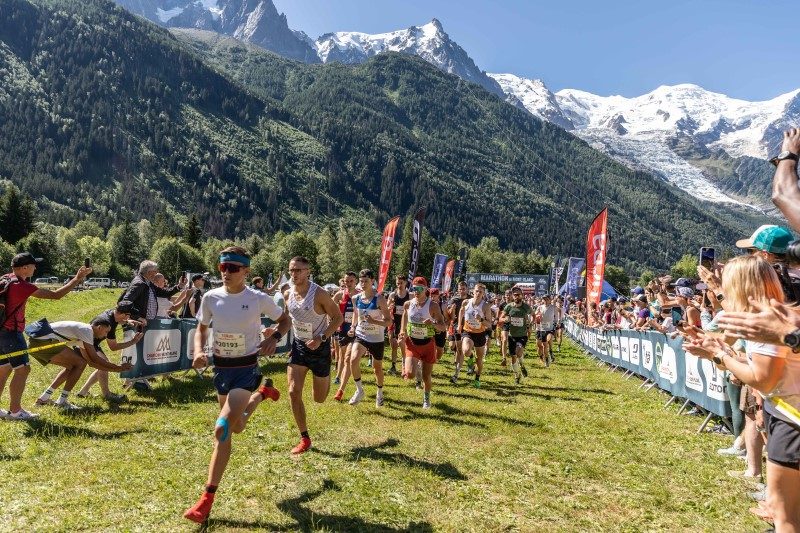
[354,379,363,393]
[475,374,480,381]
[300,430,310,439]
[205,484,218,494]
[56,390,70,404]
[423,391,430,402]
[40,387,55,401]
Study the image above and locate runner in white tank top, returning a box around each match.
[456,283,492,387]
[345,269,392,407]
[283,256,343,455]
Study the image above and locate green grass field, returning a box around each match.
[0,290,762,531]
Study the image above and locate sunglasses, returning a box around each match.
[411,285,426,292]
[218,263,244,273]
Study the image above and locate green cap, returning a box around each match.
[736,225,794,254]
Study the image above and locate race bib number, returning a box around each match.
[395,305,405,315]
[467,318,481,329]
[541,322,554,331]
[293,321,314,341]
[214,332,246,357]
[509,317,524,327]
[362,322,382,336]
[344,311,353,323]
[409,324,428,339]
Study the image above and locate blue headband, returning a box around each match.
[219,253,251,266]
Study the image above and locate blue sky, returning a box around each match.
[274,0,799,101]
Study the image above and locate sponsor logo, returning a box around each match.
[144,329,181,366]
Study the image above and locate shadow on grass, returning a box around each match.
[535,384,613,395]
[433,400,543,429]
[0,452,20,461]
[314,439,466,481]
[23,419,145,440]
[122,377,217,407]
[383,402,488,430]
[205,479,434,532]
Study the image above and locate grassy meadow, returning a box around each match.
[0,290,762,531]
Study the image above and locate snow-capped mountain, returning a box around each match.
[114,0,319,62]
[314,19,505,97]
[492,72,797,205]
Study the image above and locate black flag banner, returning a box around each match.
[407,207,426,282]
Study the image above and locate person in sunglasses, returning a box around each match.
[184,247,288,524]
[499,287,533,384]
[283,256,343,454]
[397,277,447,409]
[456,283,493,387]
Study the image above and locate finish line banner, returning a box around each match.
[564,318,730,418]
[466,273,549,285]
[120,316,291,379]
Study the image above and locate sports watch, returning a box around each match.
[271,331,282,340]
[712,354,724,365]
[770,151,799,167]
[320,333,328,342]
[783,329,800,353]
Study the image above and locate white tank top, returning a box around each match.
[463,299,486,333]
[406,297,434,339]
[354,294,385,343]
[287,282,328,341]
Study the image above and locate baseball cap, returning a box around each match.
[736,225,794,254]
[115,300,139,315]
[631,286,644,295]
[11,252,43,268]
[676,287,694,298]
[411,276,428,287]
[428,288,440,296]
[635,294,648,303]
[672,278,693,288]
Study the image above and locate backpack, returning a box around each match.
[0,274,21,329]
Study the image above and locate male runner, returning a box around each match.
[499,287,533,384]
[184,246,288,523]
[447,282,468,376]
[536,294,558,367]
[430,289,447,362]
[398,277,446,408]
[456,283,492,387]
[332,272,358,395]
[386,275,409,376]
[347,269,392,406]
[554,296,565,356]
[284,256,343,454]
[499,290,514,367]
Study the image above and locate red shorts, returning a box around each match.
[405,337,436,364]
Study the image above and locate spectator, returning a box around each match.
[120,260,187,323]
[31,317,132,410]
[735,224,800,303]
[154,274,190,318]
[180,274,205,319]
[770,127,800,233]
[77,300,142,401]
[0,253,91,420]
[684,255,799,531]
[251,277,265,292]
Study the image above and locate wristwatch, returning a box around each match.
[715,294,724,302]
[271,331,282,340]
[712,354,724,365]
[320,333,328,342]
[770,150,799,167]
[783,329,800,353]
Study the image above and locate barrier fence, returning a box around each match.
[564,318,731,430]
[119,317,291,380]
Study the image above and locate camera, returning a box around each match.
[787,239,800,262]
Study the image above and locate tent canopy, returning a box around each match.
[558,280,619,300]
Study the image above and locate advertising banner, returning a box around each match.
[430,253,448,289]
[377,216,400,293]
[407,208,426,282]
[443,259,456,294]
[564,318,730,418]
[585,207,609,308]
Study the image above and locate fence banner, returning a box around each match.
[120,311,292,379]
[564,318,730,418]
[377,216,400,293]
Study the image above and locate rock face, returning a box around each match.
[114,0,320,62]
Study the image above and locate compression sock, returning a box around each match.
[354,379,363,393]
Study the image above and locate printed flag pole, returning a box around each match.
[585,207,609,308]
[407,207,426,282]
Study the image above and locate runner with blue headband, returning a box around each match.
[184,246,290,524]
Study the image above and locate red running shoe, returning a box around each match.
[291,437,312,455]
[333,389,344,401]
[258,384,280,402]
[183,492,214,523]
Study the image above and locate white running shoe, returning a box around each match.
[422,399,431,409]
[56,401,82,411]
[375,389,384,407]
[8,409,40,421]
[349,389,365,405]
[0,408,8,420]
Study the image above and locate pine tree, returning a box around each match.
[0,184,36,244]
[183,213,202,249]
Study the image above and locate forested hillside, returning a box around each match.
[0,0,773,271]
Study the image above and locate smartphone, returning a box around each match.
[699,247,716,270]
[84,257,91,268]
[671,308,683,324]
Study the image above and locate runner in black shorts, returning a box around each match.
[499,290,513,366]
[284,256,343,455]
[500,287,532,384]
[387,275,410,376]
[430,289,447,361]
[332,272,358,396]
[447,282,468,369]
